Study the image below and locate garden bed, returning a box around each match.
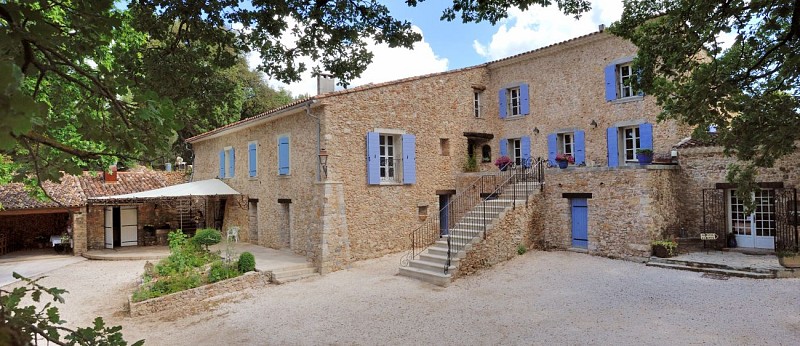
[128,270,271,317]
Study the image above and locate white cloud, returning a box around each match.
[473,0,624,61]
[245,26,448,98]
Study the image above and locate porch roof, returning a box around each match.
[88,179,240,203]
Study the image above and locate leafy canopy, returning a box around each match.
[611,0,800,208]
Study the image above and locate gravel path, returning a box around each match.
[7,251,800,345]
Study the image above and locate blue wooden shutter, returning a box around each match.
[547,134,557,166]
[366,132,380,184]
[219,150,224,178]
[521,136,531,167]
[574,130,586,165]
[248,143,257,177]
[278,136,290,175]
[607,127,619,167]
[604,63,617,101]
[498,89,507,119]
[520,83,530,115]
[499,138,508,157]
[229,148,235,177]
[402,134,416,184]
[639,123,653,151]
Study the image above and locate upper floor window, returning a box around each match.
[277,136,290,175]
[499,136,530,167]
[219,147,235,178]
[366,131,416,185]
[606,123,652,167]
[498,83,529,118]
[473,91,481,117]
[604,58,642,101]
[248,141,258,178]
[548,131,585,166]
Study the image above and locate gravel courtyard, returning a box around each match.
[9,251,800,345]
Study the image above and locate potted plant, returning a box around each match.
[636,148,654,165]
[494,156,512,171]
[651,239,678,258]
[555,153,574,169]
[777,251,800,268]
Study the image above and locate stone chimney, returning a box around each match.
[317,73,335,95]
[104,164,118,183]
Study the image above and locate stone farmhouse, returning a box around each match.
[187,28,800,285]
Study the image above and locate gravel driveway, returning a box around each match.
[7,251,800,345]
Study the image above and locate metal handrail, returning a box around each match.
[400,157,545,272]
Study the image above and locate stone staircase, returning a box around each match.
[399,181,540,286]
[270,262,319,284]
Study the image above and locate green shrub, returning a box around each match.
[192,228,222,250]
[517,244,527,255]
[208,260,240,283]
[463,155,478,172]
[238,252,256,273]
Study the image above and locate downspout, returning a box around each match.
[304,100,321,181]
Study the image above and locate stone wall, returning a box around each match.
[542,165,681,261]
[319,66,489,261]
[128,271,271,317]
[190,106,322,262]
[479,33,691,167]
[676,147,800,235]
[455,194,545,278]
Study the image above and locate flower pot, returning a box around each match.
[636,153,653,165]
[557,161,568,169]
[778,254,800,268]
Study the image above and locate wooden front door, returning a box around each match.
[571,198,588,249]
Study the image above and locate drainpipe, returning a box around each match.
[304,100,321,181]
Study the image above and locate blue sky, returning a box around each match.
[243,1,625,96]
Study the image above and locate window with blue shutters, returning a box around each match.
[607,123,652,166]
[278,136,290,175]
[547,131,586,166]
[221,147,235,178]
[248,141,257,178]
[498,83,530,118]
[366,131,416,185]
[604,57,643,101]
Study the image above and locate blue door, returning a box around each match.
[439,194,450,236]
[571,198,588,248]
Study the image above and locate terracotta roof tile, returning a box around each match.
[0,175,85,210]
[78,170,188,199]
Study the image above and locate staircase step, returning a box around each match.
[409,258,456,272]
[419,252,461,265]
[398,266,452,287]
[272,266,317,279]
[271,272,320,284]
[427,246,465,258]
[645,261,775,279]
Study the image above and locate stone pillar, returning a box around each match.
[72,209,88,256]
[314,181,351,274]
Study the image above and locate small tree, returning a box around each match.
[238,252,256,273]
[0,273,143,345]
[192,229,222,251]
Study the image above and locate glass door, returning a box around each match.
[728,189,775,249]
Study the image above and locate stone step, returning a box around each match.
[645,261,775,279]
[648,257,776,274]
[419,252,461,266]
[409,258,456,273]
[271,272,320,284]
[427,245,465,258]
[398,266,452,287]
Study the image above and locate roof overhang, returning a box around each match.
[88,179,240,204]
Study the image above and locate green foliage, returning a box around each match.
[635,148,653,155]
[611,1,800,198]
[463,155,478,172]
[651,240,678,257]
[208,260,240,283]
[516,244,527,255]
[192,228,222,251]
[407,0,591,24]
[1,273,143,345]
[238,252,256,273]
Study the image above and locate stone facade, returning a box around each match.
[542,165,682,261]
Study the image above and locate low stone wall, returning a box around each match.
[455,194,545,279]
[128,271,271,317]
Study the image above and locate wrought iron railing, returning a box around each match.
[400,157,545,272]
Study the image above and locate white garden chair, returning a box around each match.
[227,226,240,243]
